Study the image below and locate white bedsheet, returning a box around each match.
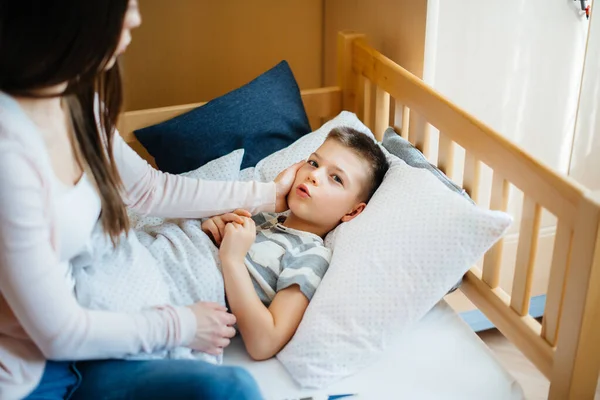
[223,300,524,400]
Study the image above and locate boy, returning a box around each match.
[201,127,389,360]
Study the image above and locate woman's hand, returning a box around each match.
[186,302,236,355]
[274,161,304,213]
[201,209,252,246]
[219,217,256,264]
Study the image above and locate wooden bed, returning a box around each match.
[118,31,600,399]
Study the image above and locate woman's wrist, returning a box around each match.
[173,305,197,347]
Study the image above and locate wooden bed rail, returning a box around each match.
[337,31,600,399]
[349,36,586,228]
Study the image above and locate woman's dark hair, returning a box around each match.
[0,0,131,243]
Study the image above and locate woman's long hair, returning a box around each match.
[0,0,131,243]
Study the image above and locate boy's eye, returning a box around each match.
[307,160,318,167]
[332,175,343,184]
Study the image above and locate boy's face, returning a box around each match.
[287,139,370,231]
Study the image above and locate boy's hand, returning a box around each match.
[274,161,304,213]
[201,209,252,246]
[219,217,256,264]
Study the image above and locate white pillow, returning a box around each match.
[276,157,512,388]
[179,148,244,180]
[238,167,256,182]
[128,149,244,229]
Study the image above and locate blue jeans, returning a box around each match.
[25,359,263,399]
[24,361,80,400]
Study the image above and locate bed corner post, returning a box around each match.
[337,31,365,114]
[549,193,600,400]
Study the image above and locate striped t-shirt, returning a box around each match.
[245,213,332,306]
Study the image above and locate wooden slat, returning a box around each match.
[550,194,600,399]
[437,133,455,178]
[463,153,481,203]
[337,31,365,112]
[392,100,401,132]
[401,106,410,140]
[461,268,554,379]
[408,112,431,159]
[388,97,396,128]
[118,86,343,142]
[351,39,585,227]
[363,78,374,132]
[354,74,365,121]
[374,86,390,141]
[542,221,573,346]
[393,101,410,139]
[511,197,542,316]
[482,172,510,288]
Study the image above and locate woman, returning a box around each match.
[0,1,301,398]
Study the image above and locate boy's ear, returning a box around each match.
[341,202,367,223]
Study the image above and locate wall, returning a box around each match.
[569,5,600,191]
[425,0,589,176]
[323,0,428,85]
[121,0,323,111]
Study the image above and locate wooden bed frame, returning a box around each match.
[118,32,600,399]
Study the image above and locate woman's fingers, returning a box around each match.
[221,211,250,225]
[233,209,252,218]
[205,220,221,245]
[221,311,237,327]
[206,304,236,330]
[274,161,305,213]
[187,302,237,354]
[205,323,235,354]
[204,346,223,355]
[222,326,236,339]
[203,302,227,311]
[214,217,227,240]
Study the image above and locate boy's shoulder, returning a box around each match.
[281,231,332,262]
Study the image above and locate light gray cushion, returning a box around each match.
[382,127,474,204]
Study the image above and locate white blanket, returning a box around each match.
[72,150,247,363]
[72,216,225,364]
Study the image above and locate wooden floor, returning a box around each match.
[478,328,600,400]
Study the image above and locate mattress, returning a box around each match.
[223,300,525,400]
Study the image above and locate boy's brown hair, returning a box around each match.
[326,126,390,202]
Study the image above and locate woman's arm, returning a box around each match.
[0,149,196,360]
[112,132,277,218]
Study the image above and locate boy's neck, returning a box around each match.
[281,213,330,238]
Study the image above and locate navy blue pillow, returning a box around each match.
[135,61,312,173]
